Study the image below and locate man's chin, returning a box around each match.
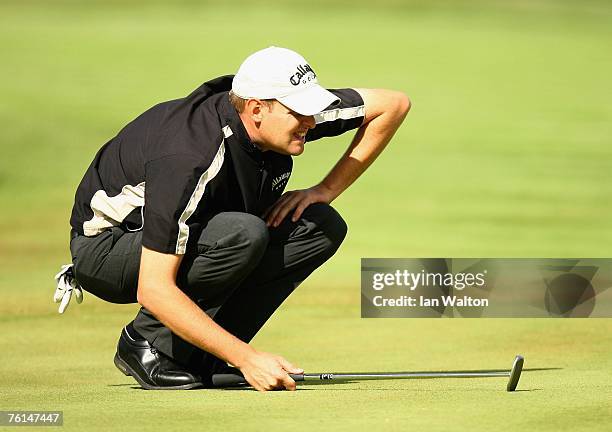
[289,143,305,156]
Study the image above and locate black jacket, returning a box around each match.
[70,75,365,254]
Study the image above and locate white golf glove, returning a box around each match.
[53,264,84,314]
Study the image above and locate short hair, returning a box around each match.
[228,91,274,113]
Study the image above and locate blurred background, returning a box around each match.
[0,1,611,429]
[2,0,610,309]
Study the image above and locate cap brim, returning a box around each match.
[277,85,340,116]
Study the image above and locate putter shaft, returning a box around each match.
[299,371,509,381]
[212,355,524,390]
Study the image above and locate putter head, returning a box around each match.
[506,355,524,392]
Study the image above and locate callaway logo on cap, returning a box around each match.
[232,46,340,116]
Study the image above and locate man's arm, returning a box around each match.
[136,246,303,391]
[264,88,411,227]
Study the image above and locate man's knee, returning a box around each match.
[199,212,269,263]
[301,203,348,253]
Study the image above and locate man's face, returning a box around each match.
[256,101,316,155]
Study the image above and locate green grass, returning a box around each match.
[1,1,611,430]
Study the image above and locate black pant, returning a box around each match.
[70,203,347,372]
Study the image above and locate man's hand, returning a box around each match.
[238,350,304,391]
[263,183,334,227]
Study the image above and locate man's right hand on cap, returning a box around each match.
[238,351,303,391]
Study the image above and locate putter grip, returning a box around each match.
[212,373,305,387]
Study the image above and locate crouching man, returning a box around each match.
[55,46,410,391]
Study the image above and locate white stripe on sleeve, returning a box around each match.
[314,105,365,124]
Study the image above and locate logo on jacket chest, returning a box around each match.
[271,171,292,191]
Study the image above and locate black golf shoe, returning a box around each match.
[113,326,203,390]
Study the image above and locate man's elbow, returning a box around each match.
[136,283,152,309]
[394,91,411,118]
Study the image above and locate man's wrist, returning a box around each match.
[227,342,257,369]
[315,182,338,202]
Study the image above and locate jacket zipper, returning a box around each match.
[258,159,268,201]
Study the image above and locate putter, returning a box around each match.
[212,355,524,392]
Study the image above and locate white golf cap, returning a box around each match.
[232,46,340,116]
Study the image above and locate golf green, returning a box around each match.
[1,1,611,430]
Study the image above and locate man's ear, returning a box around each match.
[245,99,264,122]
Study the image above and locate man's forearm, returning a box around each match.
[136,247,254,368]
[138,282,254,366]
[319,89,410,200]
[138,281,255,367]
[136,246,302,391]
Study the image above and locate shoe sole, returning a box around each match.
[114,353,203,390]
